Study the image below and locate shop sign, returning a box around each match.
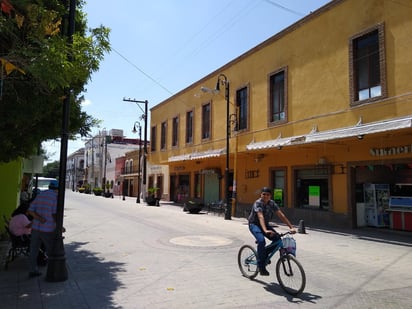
[149,165,163,172]
[309,186,320,206]
[174,166,185,171]
[370,144,412,157]
[245,169,259,179]
[200,169,220,175]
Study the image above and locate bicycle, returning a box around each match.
[237,232,306,296]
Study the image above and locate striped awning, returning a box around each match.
[246,116,412,151]
[305,116,412,143]
[169,148,226,162]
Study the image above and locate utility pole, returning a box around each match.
[132,122,142,203]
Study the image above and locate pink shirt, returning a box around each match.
[9,214,32,236]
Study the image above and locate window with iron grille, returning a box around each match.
[269,70,286,123]
[160,121,167,150]
[172,116,179,147]
[202,103,211,139]
[186,110,193,144]
[151,126,156,152]
[236,86,248,131]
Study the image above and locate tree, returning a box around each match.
[0,0,110,162]
[42,160,60,178]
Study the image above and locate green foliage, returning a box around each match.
[93,187,103,195]
[148,187,159,196]
[0,0,111,162]
[42,160,60,178]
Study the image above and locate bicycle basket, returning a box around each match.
[282,236,296,256]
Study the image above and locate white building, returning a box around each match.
[82,129,139,189]
[66,148,85,190]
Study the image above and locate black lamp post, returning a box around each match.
[200,74,231,220]
[46,0,76,282]
[132,121,142,203]
[123,98,148,202]
[215,74,231,220]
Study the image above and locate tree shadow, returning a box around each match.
[58,241,125,308]
[0,241,125,308]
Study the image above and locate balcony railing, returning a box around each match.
[121,166,141,175]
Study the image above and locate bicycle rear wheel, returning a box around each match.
[275,254,306,296]
[237,245,259,279]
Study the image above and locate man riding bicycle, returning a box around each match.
[248,187,296,276]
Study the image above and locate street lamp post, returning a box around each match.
[216,74,232,220]
[46,0,76,282]
[200,74,231,220]
[132,122,142,203]
[123,98,148,202]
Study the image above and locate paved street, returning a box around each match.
[1,190,411,308]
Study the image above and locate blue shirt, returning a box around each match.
[248,198,279,228]
[29,189,57,232]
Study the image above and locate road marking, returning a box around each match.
[170,235,232,247]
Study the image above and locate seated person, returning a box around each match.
[9,203,32,239]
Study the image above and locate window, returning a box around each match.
[161,121,167,150]
[151,126,157,152]
[294,167,331,211]
[269,69,286,123]
[202,103,211,139]
[236,87,248,131]
[350,24,386,104]
[186,110,193,144]
[172,116,179,147]
[271,168,286,207]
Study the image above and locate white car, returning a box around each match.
[29,177,58,196]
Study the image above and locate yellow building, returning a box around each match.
[149,0,412,229]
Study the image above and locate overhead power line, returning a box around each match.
[112,47,175,96]
[262,0,305,17]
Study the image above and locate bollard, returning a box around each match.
[298,219,306,234]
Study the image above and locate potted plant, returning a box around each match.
[93,187,103,196]
[78,187,85,193]
[84,183,91,194]
[146,187,160,206]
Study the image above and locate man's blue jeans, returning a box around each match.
[29,229,55,273]
[249,223,270,270]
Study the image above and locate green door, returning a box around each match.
[204,174,219,205]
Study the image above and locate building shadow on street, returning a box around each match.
[64,241,125,308]
[0,241,125,308]
[306,226,412,247]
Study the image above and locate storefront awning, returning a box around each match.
[246,136,299,150]
[306,116,412,143]
[168,148,225,162]
[246,116,412,150]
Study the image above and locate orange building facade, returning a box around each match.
[149,0,412,229]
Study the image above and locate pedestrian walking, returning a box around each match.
[27,180,58,278]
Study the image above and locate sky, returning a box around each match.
[44,0,331,163]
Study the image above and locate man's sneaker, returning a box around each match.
[259,268,270,276]
[28,271,42,278]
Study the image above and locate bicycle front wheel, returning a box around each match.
[275,254,306,296]
[237,245,259,280]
